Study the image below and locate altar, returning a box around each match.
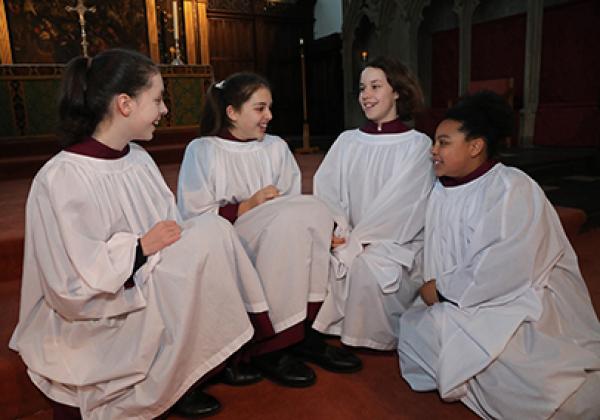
[0,63,212,142]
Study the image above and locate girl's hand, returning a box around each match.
[238,185,280,215]
[420,279,439,306]
[140,220,182,255]
[331,234,346,249]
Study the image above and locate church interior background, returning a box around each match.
[0,0,599,419]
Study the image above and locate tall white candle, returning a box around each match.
[172,1,179,40]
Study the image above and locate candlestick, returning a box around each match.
[296,37,318,154]
[172,0,179,40]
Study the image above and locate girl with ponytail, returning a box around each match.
[10,49,266,419]
[178,72,362,388]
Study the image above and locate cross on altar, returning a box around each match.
[65,0,96,57]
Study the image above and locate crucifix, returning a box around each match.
[65,0,96,57]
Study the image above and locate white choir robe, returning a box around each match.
[398,163,600,419]
[9,144,269,420]
[178,135,333,333]
[312,129,435,349]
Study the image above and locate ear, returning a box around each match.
[115,93,134,117]
[468,137,486,158]
[225,105,238,123]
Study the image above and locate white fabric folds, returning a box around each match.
[178,135,333,333]
[312,128,435,349]
[398,164,600,419]
[10,144,266,419]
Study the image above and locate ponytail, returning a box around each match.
[199,72,270,136]
[57,56,96,147]
[57,49,158,148]
[199,83,225,136]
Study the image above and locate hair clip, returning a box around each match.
[215,80,226,90]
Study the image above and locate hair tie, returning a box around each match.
[215,80,226,90]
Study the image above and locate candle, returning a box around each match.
[361,51,368,62]
[299,38,304,46]
[172,0,179,40]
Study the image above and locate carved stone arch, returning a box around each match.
[384,0,431,70]
[342,1,379,45]
[342,1,380,127]
[377,0,398,36]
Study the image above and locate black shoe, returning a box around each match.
[218,362,263,386]
[172,388,221,418]
[253,350,316,388]
[293,331,363,373]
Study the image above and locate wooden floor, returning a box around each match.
[1,152,599,420]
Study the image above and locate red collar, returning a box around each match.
[440,159,498,187]
[359,118,410,134]
[65,137,129,159]
[217,129,257,142]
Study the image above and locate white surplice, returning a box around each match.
[398,163,600,419]
[9,144,269,420]
[312,129,435,349]
[178,135,333,332]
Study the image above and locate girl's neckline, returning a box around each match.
[217,128,258,142]
[65,136,129,159]
[439,159,498,187]
[359,118,410,135]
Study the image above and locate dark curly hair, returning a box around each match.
[445,90,513,157]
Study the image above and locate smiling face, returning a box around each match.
[227,86,273,140]
[359,66,399,125]
[129,72,168,141]
[432,119,486,178]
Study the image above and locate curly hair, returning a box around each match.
[445,90,513,157]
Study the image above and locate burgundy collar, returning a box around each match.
[359,118,410,135]
[440,159,498,187]
[217,128,257,142]
[65,137,129,159]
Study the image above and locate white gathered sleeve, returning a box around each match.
[312,137,351,235]
[434,178,564,309]
[274,141,302,195]
[177,140,220,218]
[27,162,150,320]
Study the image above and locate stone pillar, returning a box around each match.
[401,0,431,75]
[520,0,544,148]
[453,0,479,96]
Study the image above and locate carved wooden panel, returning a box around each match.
[256,18,305,135]
[208,0,252,13]
[208,16,256,79]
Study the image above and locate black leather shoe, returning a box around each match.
[172,388,221,418]
[219,363,263,386]
[253,350,316,387]
[293,331,363,373]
